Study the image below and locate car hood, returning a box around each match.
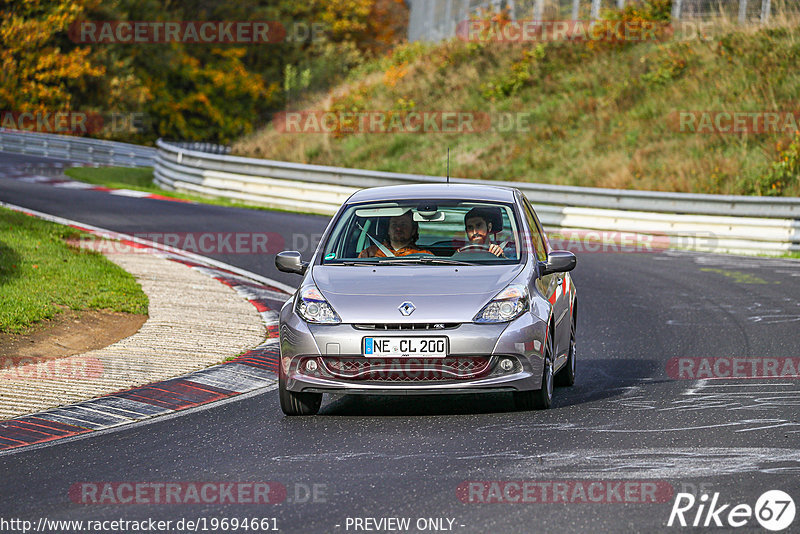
[312,265,523,323]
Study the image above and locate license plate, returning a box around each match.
[363,337,448,358]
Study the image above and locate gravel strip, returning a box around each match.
[0,251,266,420]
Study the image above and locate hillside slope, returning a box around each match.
[234,3,800,196]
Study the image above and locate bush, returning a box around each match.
[748,133,800,195]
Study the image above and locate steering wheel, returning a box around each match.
[458,244,490,252]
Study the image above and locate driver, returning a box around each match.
[461,207,505,257]
[358,210,432,258]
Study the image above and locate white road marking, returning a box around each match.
[109,189,152,197]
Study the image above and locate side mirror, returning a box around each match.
[275,251,308,275]
[540,250,576,276]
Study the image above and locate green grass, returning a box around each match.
[0,207,148,333]
[65,166,156,189]
[63,167,323,216]
[233,2,800,197]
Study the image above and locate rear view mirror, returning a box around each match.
[275,251,308,275]
[540,250,576,276]
[414,211,445,222]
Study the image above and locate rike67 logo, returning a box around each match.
[667,490,795,531]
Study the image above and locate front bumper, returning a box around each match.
[279,308,548,394]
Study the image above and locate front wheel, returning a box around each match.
[513,332,554,410]
[279,364,322,416]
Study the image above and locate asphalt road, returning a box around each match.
[1,154,799,533]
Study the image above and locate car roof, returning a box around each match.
[347,183,519,204]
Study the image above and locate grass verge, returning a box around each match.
[0,206,148,334]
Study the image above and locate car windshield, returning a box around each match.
[321,200,522,265]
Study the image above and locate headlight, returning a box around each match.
[295,286,341,324]
[473,284,529,323]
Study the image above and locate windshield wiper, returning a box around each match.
[333,260,383,266]
[378,257,476,266]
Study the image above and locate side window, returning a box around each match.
[522,197,548,262]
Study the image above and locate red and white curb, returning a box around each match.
[6,164,191,203]
[0,202,294,453]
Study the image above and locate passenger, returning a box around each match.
[358,210,432,258]
[460,207,505,257]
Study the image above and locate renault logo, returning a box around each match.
[398,301,415,316]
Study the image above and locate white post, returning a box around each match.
[617,0,625,8]
[572,0,581,20]
[671,0,682,20]
[761,0,771,23]
[426,0,435,40]
[534,0,544,21]
[444,0,453,37]
[506,0,517,19]
[591,0,602,20]
[739,0,748,23]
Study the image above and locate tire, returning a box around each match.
[555,316,576,387]
[279,363,322,416]
[513,329,554,410]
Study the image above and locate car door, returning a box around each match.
[521,196,570,369]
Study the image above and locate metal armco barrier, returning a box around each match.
[0,131,797,256]
[0,129,155,167]
[154,139,800,256]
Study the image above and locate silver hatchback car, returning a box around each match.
[275,183,577,415]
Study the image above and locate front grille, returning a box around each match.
[316,356,491,381]
[353,323,460,331]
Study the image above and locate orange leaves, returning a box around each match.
[1,0,104,111]
[319,0,408,54]
[383,62,408,87]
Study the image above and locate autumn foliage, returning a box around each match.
[0,0,408,143]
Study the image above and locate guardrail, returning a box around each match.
[1,131,797,255]
[154,139,800,255]
[0,129,155,167]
